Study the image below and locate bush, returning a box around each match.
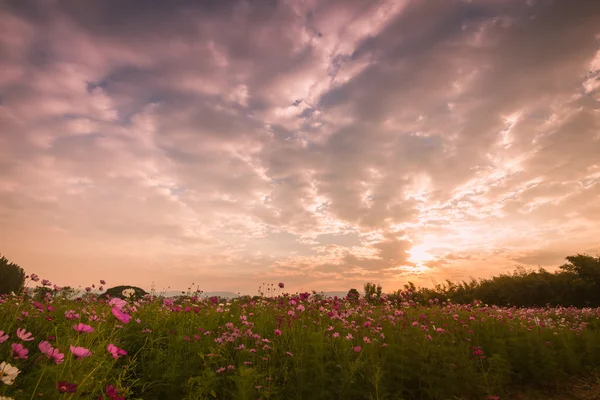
[0,254,25,295]
[100,285,148,301]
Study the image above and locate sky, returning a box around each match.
[1,0,599,295]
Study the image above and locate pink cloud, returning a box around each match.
[1,0,599,294]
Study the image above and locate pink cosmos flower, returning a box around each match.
[0,330,8,343]
[30,273,40,282]
[353,346,362,353]
[70,345,92,360]
[73,323,94,333]
[49,347,65,364]
[11,343,29,359]
[109,298,127,310]
[107,343,127,359]
[100,280,106,285]
[111,307,131,324]
[274,329,282,336]
[39,340,52,354]
[278,282,284,289]
[39,341,65,364]
[106,384,125,400]
[64,310,80,320]
[57,380,77,393]
[16,328,34,341]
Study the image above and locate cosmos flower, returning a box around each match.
[11,343,28,360]
[70,345,92,360]
[57,380,77,393]
[111,307,131,324]
[73,323,94,333]
[0,362,19,385]
[16,328,34,341]
[107,343,127,359]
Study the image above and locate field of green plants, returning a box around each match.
[1,277,600,400]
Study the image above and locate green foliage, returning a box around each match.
[347,288,360,301]
[363,282,382,303]
[32,286,54,301]
[414,253,600,308]
[0,253,25,295]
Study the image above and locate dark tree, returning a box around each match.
[408,253,600,308]
[363,282,383,303]
[347,288,360,301]
[0,254,25,295]
[100,285,148,301]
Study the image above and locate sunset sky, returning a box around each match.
[1,0,599,295]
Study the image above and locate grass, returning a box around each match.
[1,281,600,399]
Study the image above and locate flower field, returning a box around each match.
[1,278,600,399]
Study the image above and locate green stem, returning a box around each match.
[78,359,107,389]
[30,366,46,400]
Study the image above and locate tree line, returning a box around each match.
[2,252,600,308]
[373,253,600,308]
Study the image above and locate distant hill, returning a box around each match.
[320,291,349,298]
[156,290,241,299]
[155,290,350,299]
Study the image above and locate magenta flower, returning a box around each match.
[50,347,65,364]
[64,310,80,320]
[16,328,34,341]
[73,323,94,333]
[11,343,29,359]
[107,343,127,359]
[0,330,8,343]
[30,273,39,282]
[106,384,125,400]
[353,346,362,353]
[278,282,284,289]
[274,329,282,336]
[57,380,77,393]
[41,279,51,286]
[70,345,92,360]
[39,340,52,354]
[39,341,64,364]
[111,307,131,324]
[109,298,126,310]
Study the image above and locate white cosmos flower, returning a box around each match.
[0,361,20,385]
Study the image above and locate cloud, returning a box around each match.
[1,0,599,292]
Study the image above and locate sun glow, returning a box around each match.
[408,244,435,266]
